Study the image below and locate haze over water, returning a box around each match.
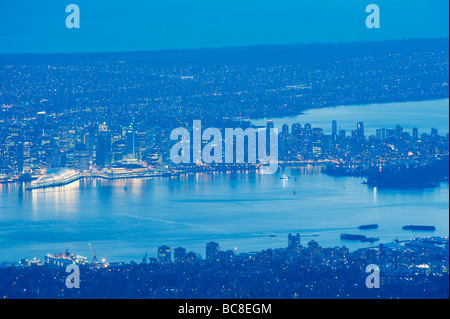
[0,99,448,263]
[252,99,450,135]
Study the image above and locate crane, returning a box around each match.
[89,243,97,264]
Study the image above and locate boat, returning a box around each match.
[403,225,436,231]
[359,224,379,230]
[361,237,380,243]
[27,170,81,190]
[280,175,290,180]
[45,247,88,267]
[341,233,379,243]
[340,234,367,241]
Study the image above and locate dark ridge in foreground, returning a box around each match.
[0,38,448,66]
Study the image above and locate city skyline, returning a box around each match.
[2,233,448,299]
[0,24,448,301]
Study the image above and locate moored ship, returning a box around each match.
[359,224,379,230]
[27,170,81,190]
[341,233,379,243]
[45,249,88,267]
[340,234,366,241]
[403,225,436,231]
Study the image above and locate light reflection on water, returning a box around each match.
[0,167,448,263]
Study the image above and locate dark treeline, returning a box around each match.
[366,157,449,188]
[325,156,449,189]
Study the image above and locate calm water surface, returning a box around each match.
[0,168,448,263]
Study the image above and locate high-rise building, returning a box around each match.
[304,123,312,137]
[16,141,24,174]
[126,127,136,160]
[266,120,275,153]
[174,247,187,264]
[431,127,439,138]
[186,251,199,264]
[331,120,338,144]
[74,143,90,169]
[376,128,387,141]
[386,128,395,139]
[219,250,235,263]
[36,111,46,137]
[22,142,31,173]
[357,122,365,140]
[288,233,301,251]
[96,131,112,167]
[292,123,302,136]
[206,242,220,263]
[395,125,404,137]
[157,245,171,264]
[312,128,323,140]
[338,129,346,143]
[312,141,322,157]
[413,128,419,140]
[308,240,320,250]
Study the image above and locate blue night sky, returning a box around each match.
[0,0,448,54]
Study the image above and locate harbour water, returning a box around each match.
[0,168,448,263]
[0,99,448,263]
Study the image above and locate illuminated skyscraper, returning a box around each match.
[96,131,112,167]
[36,111,47,137]
[174,247,187,264]
[288,233,301,251]
[157,245,171,264]
[357,122,365,139]
[332,120,337,136]
[304,123,312,137]
[206,242,220,263]
[331,120,338,144]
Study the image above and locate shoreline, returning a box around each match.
[1,235,447,266]
[2,161,449,191]
[24,172,179,191]
[251,97,450,124]
[3,163,322,190]
[250,98,450,136]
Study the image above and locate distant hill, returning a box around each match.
[0,38,448,67]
